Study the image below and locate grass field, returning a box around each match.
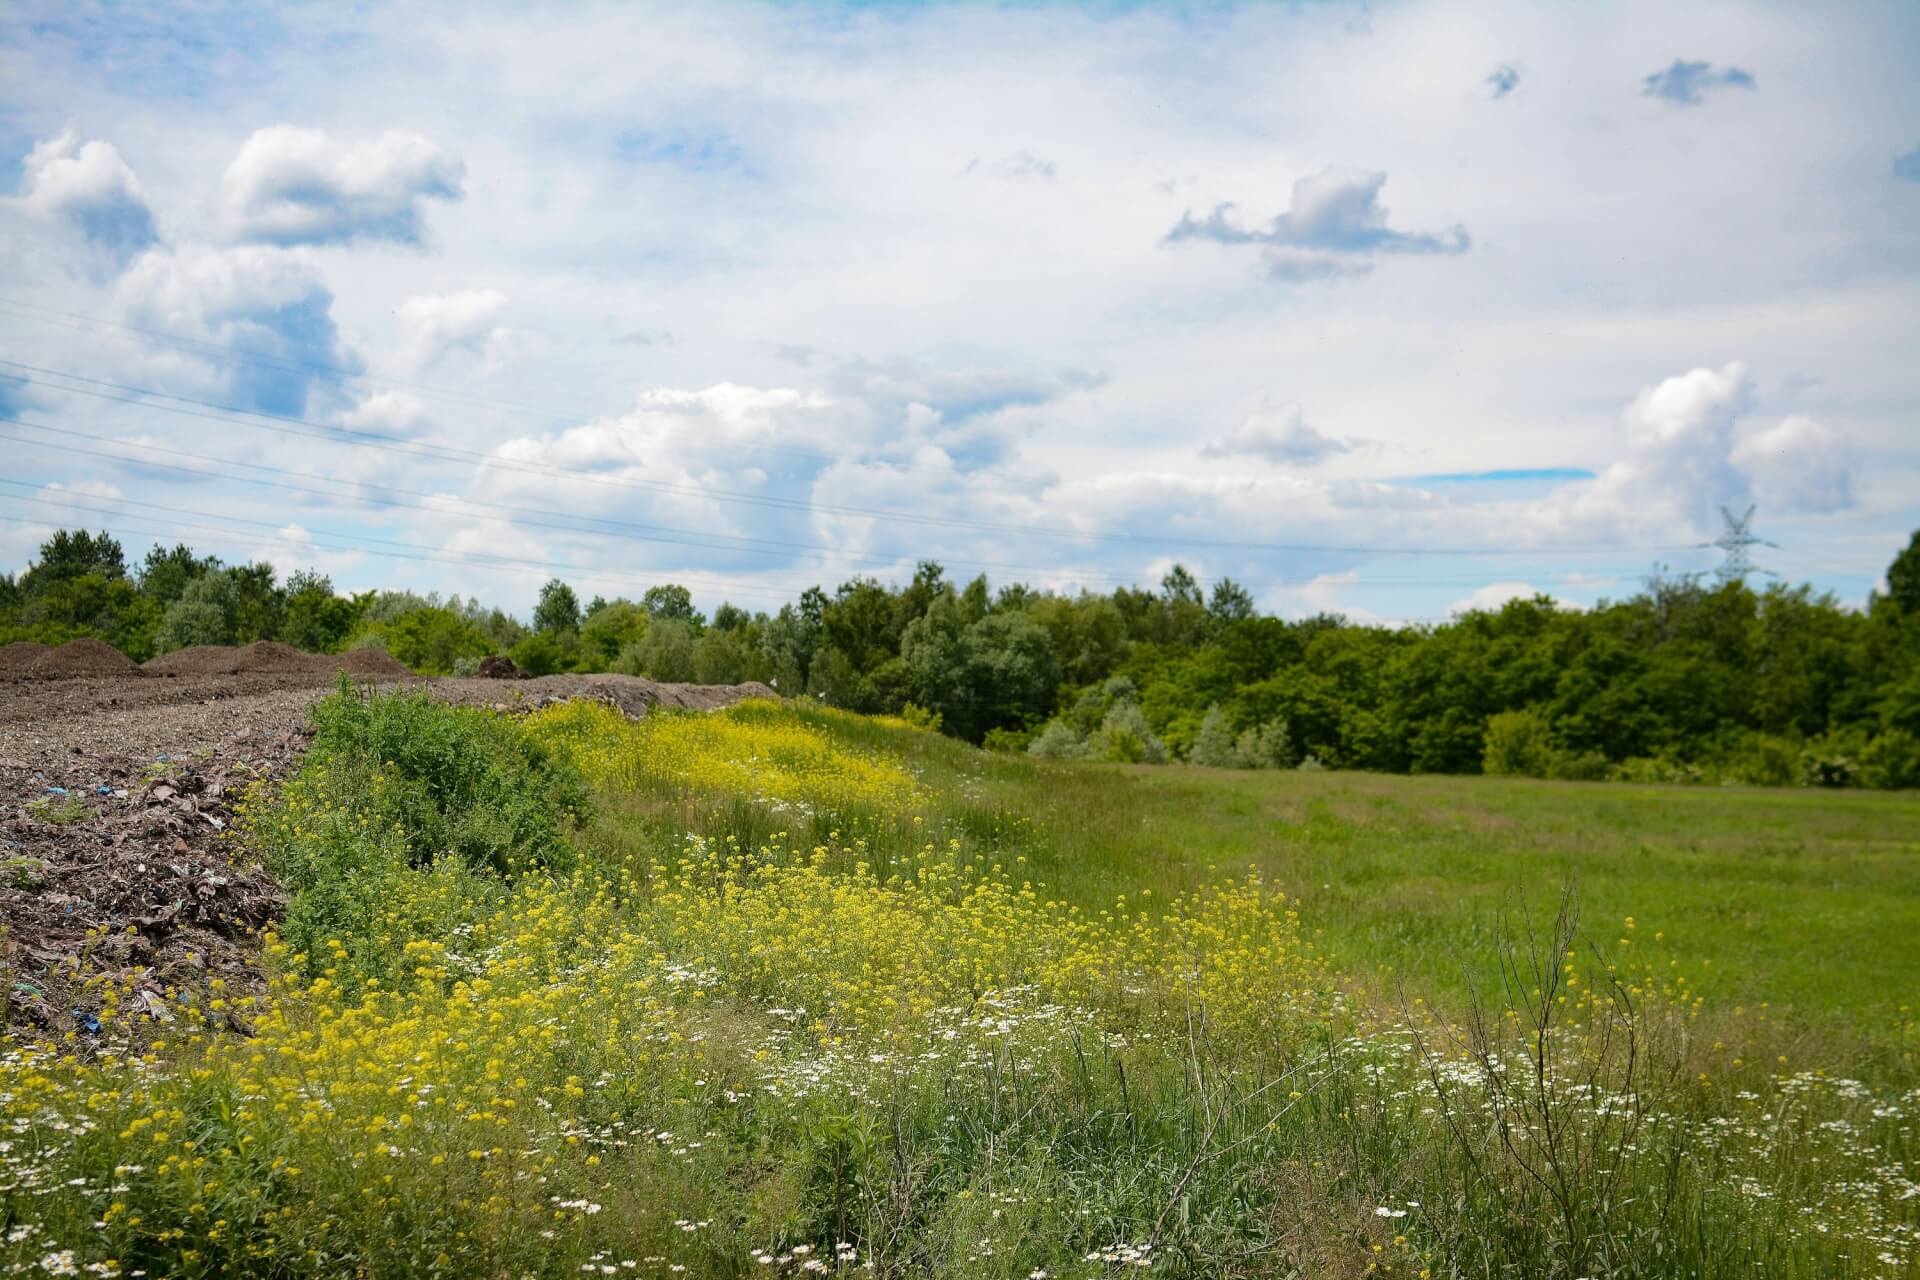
[719,711,1920,1057]
[5,691,1916,1278]
[1005,760,1920,1055]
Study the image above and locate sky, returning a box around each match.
[2,0,1917,625]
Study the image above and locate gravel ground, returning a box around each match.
[0,669,775,1042]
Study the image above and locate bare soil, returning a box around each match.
[0,662,776,1042]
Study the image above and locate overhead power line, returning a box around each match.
[0,358,1704,559]
[0,487,803,605]
[4,412,1493,590]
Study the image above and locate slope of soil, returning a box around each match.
[1,638,141,680]
[0,670,780,1040]
[0,641,52,676]
[142,642,414,678]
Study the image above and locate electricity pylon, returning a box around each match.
[1710,504,1777,585]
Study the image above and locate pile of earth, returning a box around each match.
[0,637,142,680]
[2,735,297,1039]
[144,641,412,678]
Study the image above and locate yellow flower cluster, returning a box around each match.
[527,698,921,816]
[652,834,1328,1048]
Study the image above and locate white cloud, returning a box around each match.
[394,289,522,371]
[1203,403,1357,466]
[1534,361,1755,537]
[341,390,432,438]
[1,2,1914,612]
[1449,581,1542,614]
[1166,168,1469,280]
[220,125,464,246]
[5,130,156,260]
[112,243,355,415]
[1730,414,1856,513]
[41,479,125,503]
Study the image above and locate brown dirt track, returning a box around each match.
[0,642,775,1042]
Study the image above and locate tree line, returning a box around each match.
[6,526,1919,788]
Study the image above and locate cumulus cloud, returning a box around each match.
[395,289,522,370]
[341,390,432,438]
[1730,414,1856,514]
[1166,168,1469,280]
[221,125,464,246]
[1895,145,1920,183]
[113,243,357,415]
[824,356,1106,425]
[485,383,834,498]
[1641,60,1756,106]
[1531,361,1859,539]
[1486,64,1522,98]
[5,130,157,261]
[1203,403,1357,466]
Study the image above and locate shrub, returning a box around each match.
[982,725,1034,754]
[510,630,570,676]
[1482,707,1556,777]
[1187,705,1238,767]
[301,683,589,877]
[1088,699,1167,763]
[1026,720,1085,759]
[1799,733,1861,788]
[1233,717,1295,769]
[615,618,696,682]
[1859,729,1920,790]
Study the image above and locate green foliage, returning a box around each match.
[1860,729,1920,790]
[302,683,589,878]
[1885,529,1920,617]
[151,563,287,652]
[359,605,497,674]
[136,541,220,606]
[280,570,363,652]
[1483,706,1557,777]
[616,617,696,681]
[16,528,126,595]
[534,577,581,635]
[25,794,89,824]
[509,630,571,676]
[1187,704,1239,766]
[579,599,649,666]
[641,582,700,625]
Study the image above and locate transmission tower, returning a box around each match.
[1709,504,1777,585]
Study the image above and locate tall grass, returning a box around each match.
[1,689,1914,1278]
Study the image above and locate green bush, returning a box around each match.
[1482,707,1556,777]
[1860,729,1920,790]
[510,631,570,677]
[251,684,592,988]
[303,682,590,876]
[354,606,496,674]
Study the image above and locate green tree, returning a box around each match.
[17,529,126,597]
[281,571,361,653]
[534,579,582,635]
[580,600,649,668]
[1887,530,1920,617]
[641,584,700,626]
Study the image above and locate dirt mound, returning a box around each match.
[145,644,247,676]
[145,643,415,679]
[29,637,142,679]
[332,647,413,677]
[0,641,53,677]
[478,655,528,679]
[231,640,330,674]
